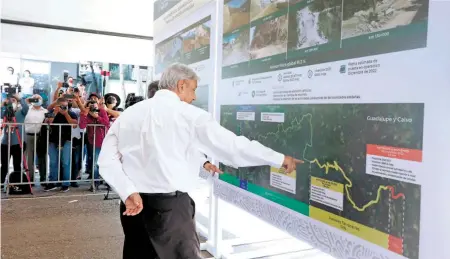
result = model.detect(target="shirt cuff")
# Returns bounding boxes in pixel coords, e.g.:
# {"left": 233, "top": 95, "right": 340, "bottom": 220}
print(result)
{"left": 116, "top": 183, "right": 139, "bottom": 203}
{"left": 269, "top": 152, "right": 285, "bottom": 168}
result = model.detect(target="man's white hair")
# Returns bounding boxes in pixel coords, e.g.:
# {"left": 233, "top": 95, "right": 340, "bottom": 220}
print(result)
{"left": 159, "top": 63, "right": 199, "bottom": 90}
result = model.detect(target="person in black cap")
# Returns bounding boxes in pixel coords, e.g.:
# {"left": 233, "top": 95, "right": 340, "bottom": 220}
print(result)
{"left": 103, "top": 92, "right": 123, "bottom": 126}
{"left": 88, "top": 92, "right": 100, "bottom": 103}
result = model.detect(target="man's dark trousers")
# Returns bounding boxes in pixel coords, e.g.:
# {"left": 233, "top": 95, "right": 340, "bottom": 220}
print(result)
{"left": 120, "top": 191, "right": 201, "bottom": 259}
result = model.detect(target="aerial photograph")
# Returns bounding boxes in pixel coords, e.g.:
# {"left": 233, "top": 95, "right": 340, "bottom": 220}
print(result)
{"left": 288, "top": 0, "right": 342, "bottom": 51}
{"left": 222, "top": 29, "right": 250, "bottom": 66}
{"left": 223, "top": 0, "right": 251, "bottom": 34}
{"left": 341, "top": 0, "right": 429, "bottom": 39}
{"left": 182, "top": 28, "right": 196, "bottom": 53}
{"left": 250, "top": 0, "right": 289, "bottom": 21}
{"left": 195, "top": 20, "right": 211, "bottom": 49}
{"left": 167, "top": 37, "right": 183, "bottom": 63}
{"left": 249, "top": 15, "right": 288, "bottom": 59}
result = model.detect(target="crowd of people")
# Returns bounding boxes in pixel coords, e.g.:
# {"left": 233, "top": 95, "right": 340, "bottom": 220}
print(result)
{"left": 0, "top": 77, "right": 132, "bottom": 194}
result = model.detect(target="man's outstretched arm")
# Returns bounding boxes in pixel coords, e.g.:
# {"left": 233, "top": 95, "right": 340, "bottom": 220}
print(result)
{"left": 193, "top": 111, "right": 300, "bottom": 170}
{"left": 98, "top": 118, "right": 138, "bottom": 202}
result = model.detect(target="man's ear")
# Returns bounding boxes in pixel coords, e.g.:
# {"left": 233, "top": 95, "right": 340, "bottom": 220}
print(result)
{"left": 176, "top": 80, "right": 185, "bottom": 91}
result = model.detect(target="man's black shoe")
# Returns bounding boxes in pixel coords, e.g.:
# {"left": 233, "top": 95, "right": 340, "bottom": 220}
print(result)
{"left": 71, "top": 183, "right": 79, "bottom": 188}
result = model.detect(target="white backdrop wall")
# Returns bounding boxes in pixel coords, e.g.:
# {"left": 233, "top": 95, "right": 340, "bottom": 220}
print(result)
{"left": 1, "top": 24, "right": 153, "bottom": 65}
{"left": 1, "top": 0, "right": 153, "bottom": 37}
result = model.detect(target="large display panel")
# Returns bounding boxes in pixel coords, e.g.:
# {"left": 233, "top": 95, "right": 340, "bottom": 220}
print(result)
{"left": 220, "top": 103, "right": 422, "bottom": 258}
{"left": 153, "top": 0, "right": 214, "bottom": 34}
{"left": 214, "top": 0, "right": 450, "bottom": 259}
{"left": 154, "top": 2, "right": 216, "bottom": 113}
{"left": 221, "top": 0, "right": 428, "bottom": 79}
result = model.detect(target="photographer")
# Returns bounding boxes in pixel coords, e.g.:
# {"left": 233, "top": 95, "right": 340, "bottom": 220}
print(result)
{"left": 1, "top": 95, "right": 29, "bottom": 185}
{"left": 103, "top": 93, "right": 122, "bottom": 126}
{"left": 82, "top": 92, "right": 100, "bottom": 179}
{"left": 24, "top": 95, "right": 47, "bottom": 184}
{"left": 79, "top": 98, "right": 109, "bottom": 191}
{"left": 66, "top": 93, "right": 85, "bottom": 187}
{"left": 44, "top": 97, "right": 77, "bottom": 192}
{"left": 52, "top": 82, "right": 65, "bottom": 102}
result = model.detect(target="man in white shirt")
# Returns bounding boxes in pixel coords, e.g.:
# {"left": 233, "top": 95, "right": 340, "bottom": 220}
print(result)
{"left": 24, "top": 94, "right": 47, "bottom": 184}
{"left": 98, "top": 63, "right": 302, "bottom": 259}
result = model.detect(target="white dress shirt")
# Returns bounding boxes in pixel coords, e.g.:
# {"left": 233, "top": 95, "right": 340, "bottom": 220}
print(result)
{"left": 98, "top": 90, "right": 284, "bottom": 202}
{"left": 24, "top": 106, "right": 48, "bottom": 134}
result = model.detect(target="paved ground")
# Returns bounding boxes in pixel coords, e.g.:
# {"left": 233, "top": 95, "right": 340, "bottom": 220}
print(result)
{"left": 1, "top": 179, "right": 334, "bottom": 259}
{"left": 1, "top": 186, "right": 212, "bottom": 259}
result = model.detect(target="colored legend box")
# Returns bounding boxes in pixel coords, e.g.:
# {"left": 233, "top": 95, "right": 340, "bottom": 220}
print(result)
{"left": 239, "top": 179, "right": 248, "bottom": 190}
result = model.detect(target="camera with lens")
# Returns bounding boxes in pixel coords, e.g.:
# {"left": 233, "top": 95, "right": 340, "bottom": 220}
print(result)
{"left": 60, "top": 105, "right": 68, "bottom": 111}
{"left": 2, "top": 101, "right": 15, "bottom": 121}
{"left": 44, "top": 112, "right": 55, "bottom": 118}
{"left": 89, "top": 106, "right": 100, "bottom": 113}
{"left": 125, "top": 93, "right": 144, "bottom": 109}
{"left": 62, "top": 71, "right": 70, "bottom": 88}
{"left": 3, "top": 83, "right": 19, "bottom": 98}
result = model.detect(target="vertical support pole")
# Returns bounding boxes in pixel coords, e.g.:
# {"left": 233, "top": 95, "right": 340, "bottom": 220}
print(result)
{"left": 5, "top": 126, "right": 11, "bottom": 197}
{"left": 208, "top": 171, "right": 227, "bottom": 258}
{"left": 46, "top": 124, "right": 49, "bottom": 183}
{"left": 20, "top": 125, "right": 24, "bottom": 184}
{"left": 33, "top": 130, "right": 37, "bottom": 185}
{"left": 91, "top": 125, "right": 96, "bottom": 192}
{"left": 69, "top": 125, "right": 73, "bottom": 185}
{"left": 81, "top": 131, "right": 85, "bottom": 182}
{"left": 58, "top": 125, "right": 61, "bottom": 183}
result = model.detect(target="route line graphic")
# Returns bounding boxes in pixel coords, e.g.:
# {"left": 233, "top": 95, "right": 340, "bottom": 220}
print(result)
{"left": 254, "top": 112, "right": 406, "bottom": 212}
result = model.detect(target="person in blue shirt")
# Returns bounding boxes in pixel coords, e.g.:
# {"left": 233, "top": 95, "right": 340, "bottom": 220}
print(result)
{"left": 1, "top": 95, "right": 29, "bottom": 184}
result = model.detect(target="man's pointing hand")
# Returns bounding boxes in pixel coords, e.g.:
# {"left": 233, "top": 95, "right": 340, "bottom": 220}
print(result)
{"left": 282, "top": 156, "right": 304, "bottom": 174}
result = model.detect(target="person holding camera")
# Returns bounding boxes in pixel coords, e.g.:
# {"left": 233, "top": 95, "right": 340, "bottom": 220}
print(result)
{"left": 103, "top": 93, "right": 123, "bottom": 126}
{"left": 44, "top": 97, "right": 78, "bottom": 192}
{"left": 23, "top": 95, "right": 47, "bottom": 184}
{"left": 66, "top": 92, "right": 85, "bottom": 187}
{"left": 79, "top": 98, "right": 109, "bottom": 191}
{"left": 1, "top": 95, "right": 29, "bottom": 186}
{"left": 82, "top": 93, "right": 100, "bottom": 179}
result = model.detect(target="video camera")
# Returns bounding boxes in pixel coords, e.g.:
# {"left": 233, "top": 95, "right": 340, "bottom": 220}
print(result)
{"left": 2, "top": 83, "right": 20, "bottom": 98}
{"left": 125, "top": 93, "right": 144, "bottom": 109}
{"left": 2, "top": 101, "right": 15, "bottom": 121}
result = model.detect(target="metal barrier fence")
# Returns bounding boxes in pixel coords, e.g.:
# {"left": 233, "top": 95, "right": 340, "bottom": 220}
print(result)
{"left": 0, "top": 122, "right": 106, "bottom": 196}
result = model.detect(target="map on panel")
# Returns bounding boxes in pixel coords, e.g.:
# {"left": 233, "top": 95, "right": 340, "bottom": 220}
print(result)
{"left": 221, "top": 0, "right": 429, "bottom": 79}
{"left": 219, "top": 103, "right": 423, "bottom": 259}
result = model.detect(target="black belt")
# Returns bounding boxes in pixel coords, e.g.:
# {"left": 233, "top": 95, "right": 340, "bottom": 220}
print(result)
{"left": 140, "top": 191, "right": 185, "bottom": 197}
{"left": 26, "top": 133, "right": 38, "bottom": 136}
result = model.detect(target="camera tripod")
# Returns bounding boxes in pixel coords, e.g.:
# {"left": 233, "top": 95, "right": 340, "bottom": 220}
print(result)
{"left": 2, "top": 115, "right": 33, "bottom": 195}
